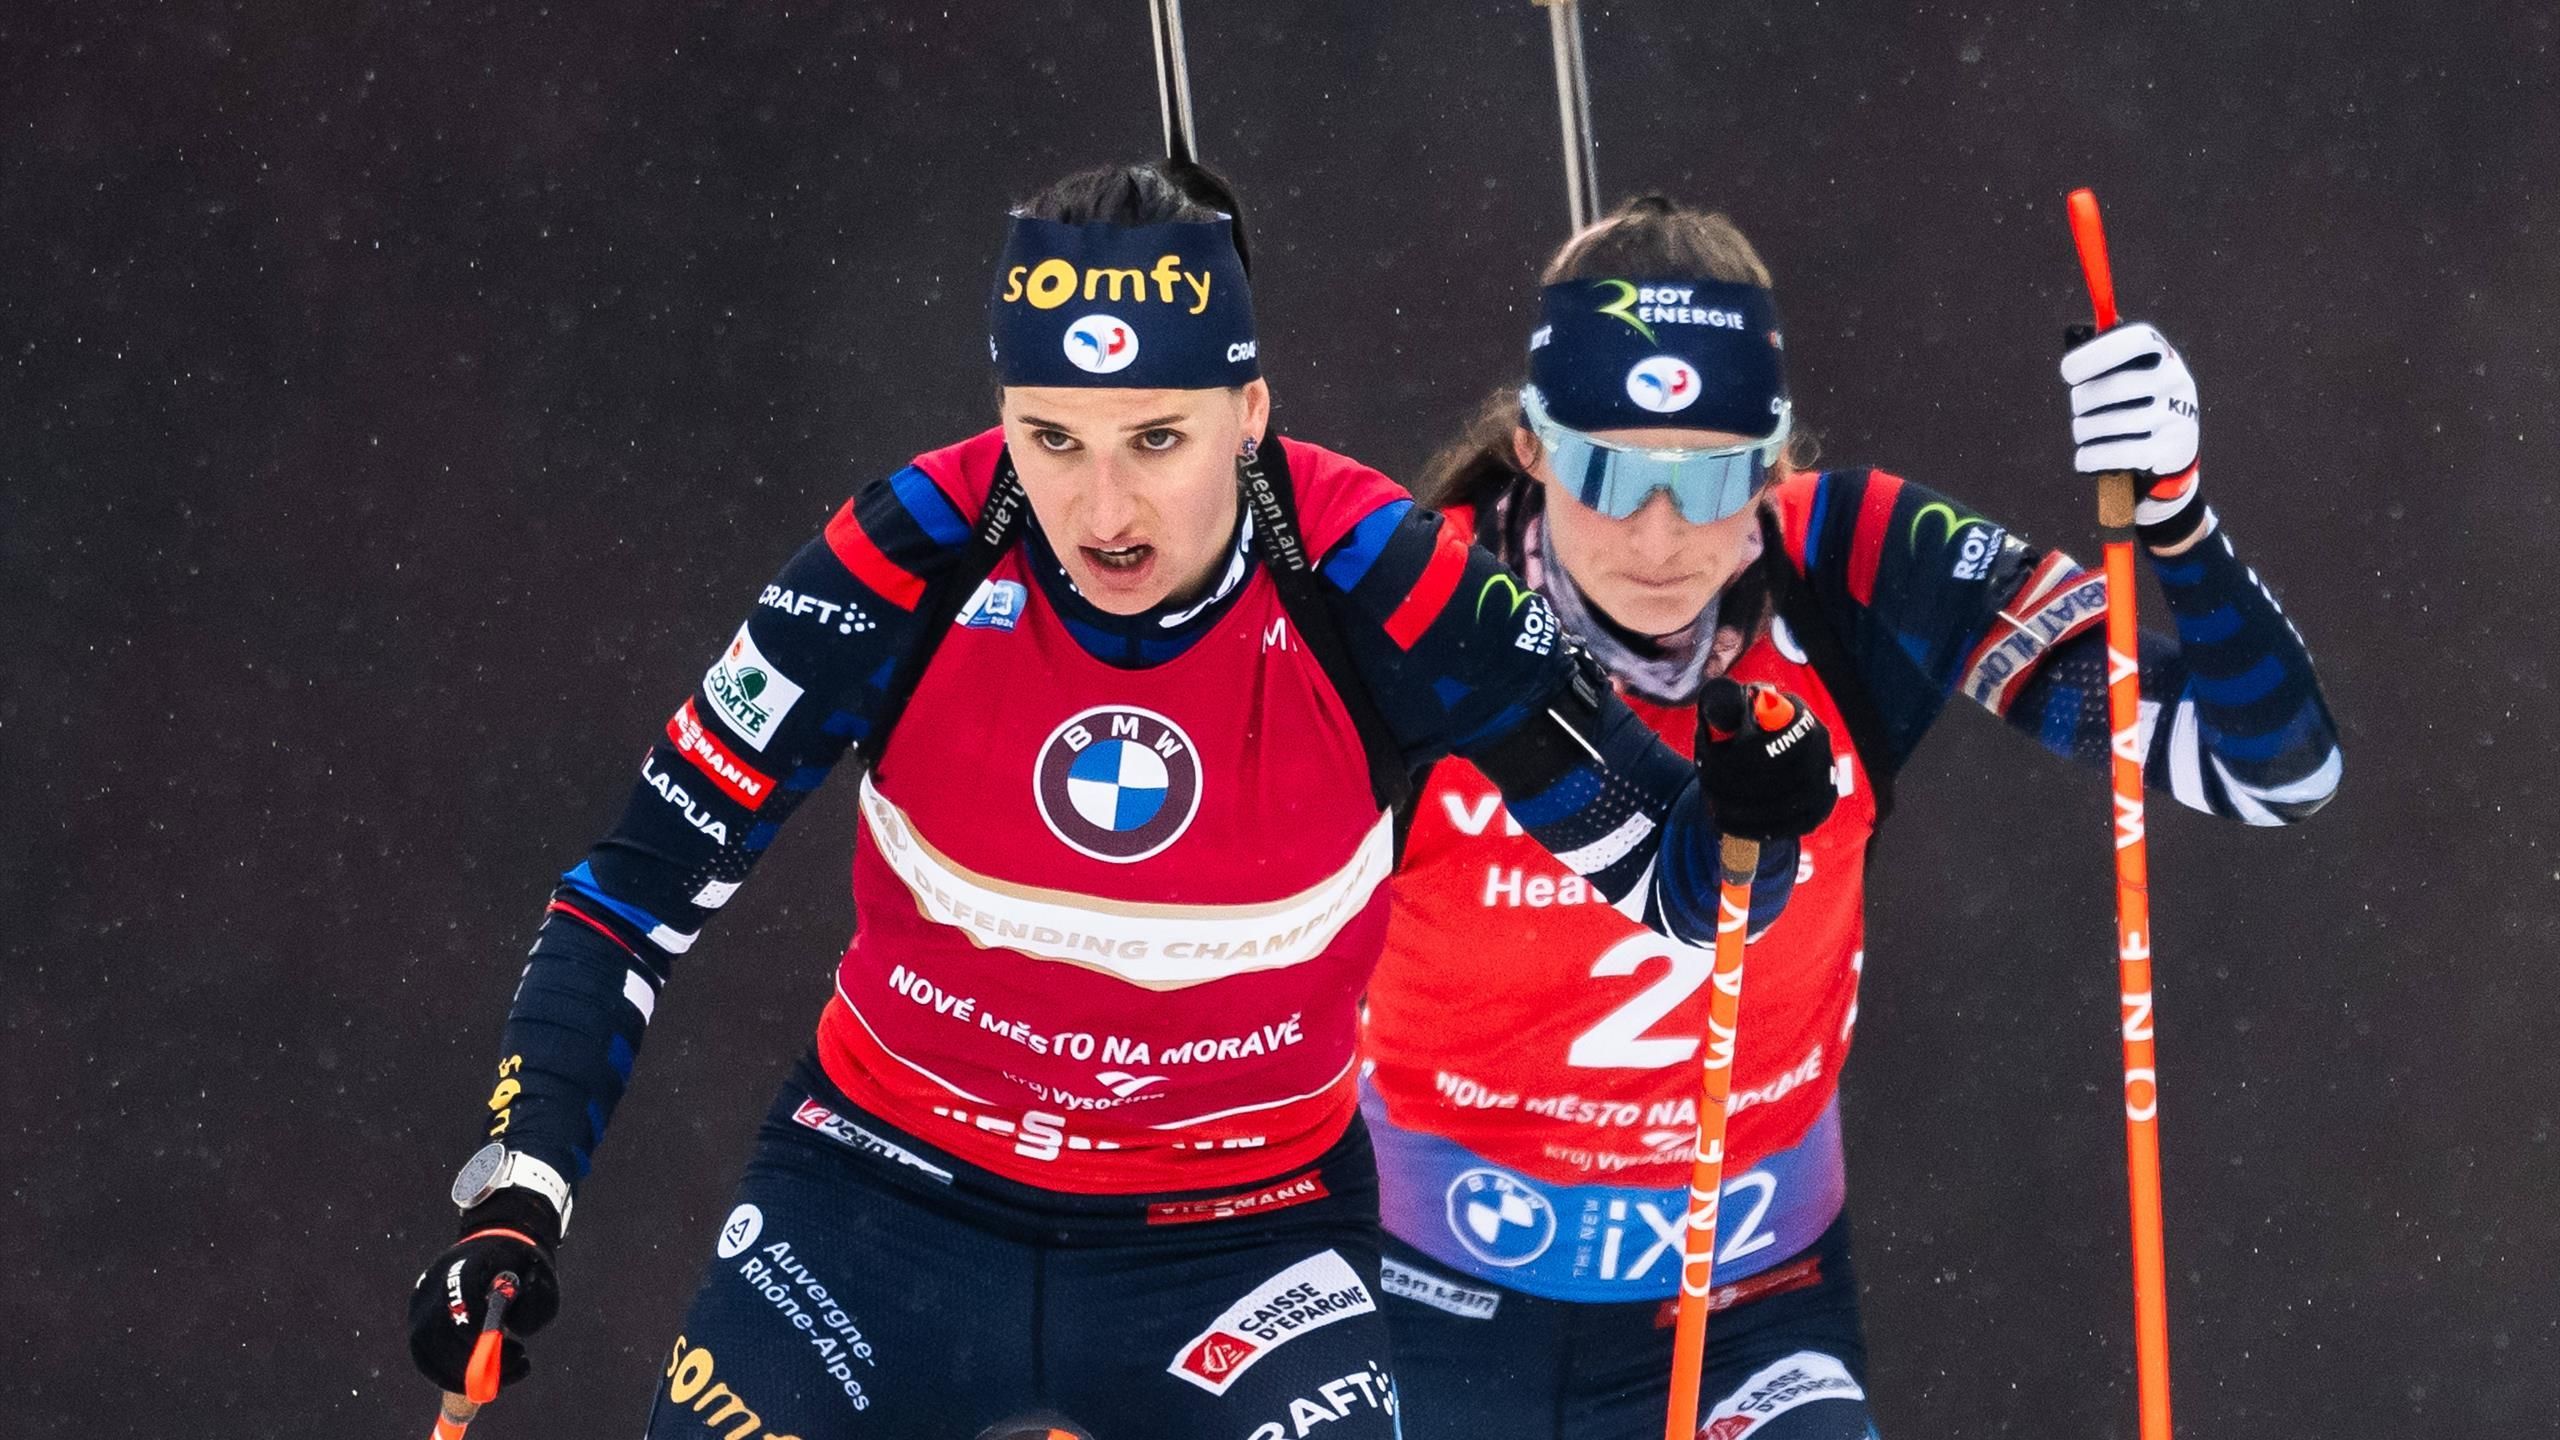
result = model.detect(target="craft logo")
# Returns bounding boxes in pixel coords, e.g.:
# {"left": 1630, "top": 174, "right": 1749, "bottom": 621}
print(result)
{"left": 702, "top": 624, "right": 803, "bottom": 752}
{"left": 1033, "top": 705, "right": 1203, "bottom": 862}
{"left": 1167, "top": 1250, "right": 1378, "bottom": 1395}
{"left": 1444, "top": 1168, "right": 1557, "bottom": 1268}
{"left": 1064, "top": 314, "right": 1139, "bottom": 375}
{"left": 1624, "top": 355, "right": 1702, "bottom": 414}
{"left": 715, "top": 1203, "right": 763, "bottom": 1259}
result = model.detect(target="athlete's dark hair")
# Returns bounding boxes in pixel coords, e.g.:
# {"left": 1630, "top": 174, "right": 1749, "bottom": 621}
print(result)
{"left": 1415, "top": 194, "right": 1815, "bottom": 513}
{"left": 1016, "top": 158, "right": 1252, "bottom": 276}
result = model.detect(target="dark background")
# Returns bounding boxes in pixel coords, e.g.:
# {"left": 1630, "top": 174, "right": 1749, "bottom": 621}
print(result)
{"left": 6, "top": 2, "right": 2553, "bottom": 1435}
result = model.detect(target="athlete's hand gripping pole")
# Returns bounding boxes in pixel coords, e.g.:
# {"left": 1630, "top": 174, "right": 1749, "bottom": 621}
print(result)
{"left": 428, "top": 1271, "right": 519, "bottom": 1440}
{"left": 2066, "top": 185, "right": 2175, "bottom": 1440}
{"left": 1662, "top": 683, "right": 1799, "bottom": 1440}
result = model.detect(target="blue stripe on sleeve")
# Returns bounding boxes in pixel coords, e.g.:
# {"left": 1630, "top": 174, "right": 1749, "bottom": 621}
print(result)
{"left": 2152, "top": 553, "right": 2208, "bottom": 587}
{"left": 2177, "top": 604, "right": 2244, "bottom": 644}
{"left": 887, "top": 465, "right": 971, "bottom": 548}
{"left": 1802, "top": 474, "right": 1833, "bottom": 575}
{"left": 562, "top": 862, "right": 674, "bottom": 936}
{"left": 2191, "top": 653, "right": 2287, "bottom": 706}
{"left": 2198, "top": 696, "right": 2326, "bottom": 762}
{"left": 1320, "top": 500, "right": 1414, "bottom": 593}
{"left": 1507, "top": 765, "right": 1602, "bottom": 829}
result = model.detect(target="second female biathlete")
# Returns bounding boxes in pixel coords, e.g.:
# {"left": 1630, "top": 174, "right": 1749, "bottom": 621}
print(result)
{"left": 1363, "top": 196, "right": 2342, "bottom": 1439}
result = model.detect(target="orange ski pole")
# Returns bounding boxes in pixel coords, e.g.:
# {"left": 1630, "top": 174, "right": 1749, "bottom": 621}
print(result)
{"left": 1662, "top": 686, "right": 1793, "bottom": 1440}
{"left": 2065, "top": 185, "right": 2174, "bottom": 1440}
{"left": 429, "top": 1271, "right": 519, "bottom": 1440}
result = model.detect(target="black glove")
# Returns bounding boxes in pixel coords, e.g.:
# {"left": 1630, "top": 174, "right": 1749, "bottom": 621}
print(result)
{"left": 1695, "top": 678, "right": 1838, "bottom": 842}
{"left": 406, "top": 1188, "right": 564, "bottom": 1393}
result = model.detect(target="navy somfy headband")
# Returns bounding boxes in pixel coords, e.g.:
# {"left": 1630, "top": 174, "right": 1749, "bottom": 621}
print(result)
{"left": 1528, "top": 278, "right": 1786, "bottom": 436}
{"left": 989, "top": 215, "right": 1258, "bottom": 389}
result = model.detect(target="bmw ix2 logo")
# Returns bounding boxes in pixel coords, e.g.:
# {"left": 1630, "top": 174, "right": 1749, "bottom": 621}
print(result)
{"left": 1445, "top": 1168, "right": 1557, "bottom": 1268}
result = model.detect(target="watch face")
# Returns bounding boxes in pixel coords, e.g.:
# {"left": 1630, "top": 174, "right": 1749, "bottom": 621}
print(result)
{"left": 450, "top": 1142, "right": 507, "bottom": 1208}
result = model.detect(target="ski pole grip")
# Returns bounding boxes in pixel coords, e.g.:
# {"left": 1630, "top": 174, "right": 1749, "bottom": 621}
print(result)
{"left": 1720, "top": 833, "right": 1761, "bottom": 884}
{"left": 433, "top": 1391, "right": 479, "bottom": 1440}
{"left": 2067, "top": 187, "right": 2141, "bottom": 530}
{"left": 2096, "top": 470, "right": 2139, "bottom": 530}
{"left": 2066, "top": 188, "right": 2119, "bottom": 330}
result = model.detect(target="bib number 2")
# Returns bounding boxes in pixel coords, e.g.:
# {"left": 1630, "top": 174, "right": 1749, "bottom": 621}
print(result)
{"left": 1566, "top": 935, "right": 1708, "bottom": 1070}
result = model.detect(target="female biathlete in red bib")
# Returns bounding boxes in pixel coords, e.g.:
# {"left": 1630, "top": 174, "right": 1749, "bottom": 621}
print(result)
{"left": 399, "top": 166, "right": 1844, "bottom": 1439}
{"left": 1361, "top": 196, "right": 2342, "bottom": 1439}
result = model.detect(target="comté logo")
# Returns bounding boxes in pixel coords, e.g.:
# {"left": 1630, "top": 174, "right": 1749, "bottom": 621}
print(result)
{"left": 1181, "top": 1332, "right": 1254, "bottom": 1383}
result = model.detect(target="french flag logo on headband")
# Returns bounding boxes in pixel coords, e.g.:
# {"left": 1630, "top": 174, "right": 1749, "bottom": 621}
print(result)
{"left": 1065, "top": 314, "right": 1140, "bottom": 375}
{"left": 1624, "top": 356, "right": 1702, "bottom": 414}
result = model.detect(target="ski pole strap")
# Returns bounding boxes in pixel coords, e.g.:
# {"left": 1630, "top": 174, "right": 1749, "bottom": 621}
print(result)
{"left": 1238, "top": 431, "right": 1416, "bottom": 813}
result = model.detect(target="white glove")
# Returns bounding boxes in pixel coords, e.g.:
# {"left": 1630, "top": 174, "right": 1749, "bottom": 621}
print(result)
{"left": 2060, "top": 321, "right": 2201, "bottom": 529}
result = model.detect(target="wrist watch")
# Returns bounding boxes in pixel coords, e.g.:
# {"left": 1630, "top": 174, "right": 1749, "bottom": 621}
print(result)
{"left": 450, "top": 1141, "right": 575, "bottom": 1237}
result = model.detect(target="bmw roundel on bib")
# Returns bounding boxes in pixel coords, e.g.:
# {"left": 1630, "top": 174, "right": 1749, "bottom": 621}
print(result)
{"left": 1445, "top": 1168, "right": 1557, "bottom": 1268}
{"left": 1034, "top": 705, "right": 1203, "bottom": 862}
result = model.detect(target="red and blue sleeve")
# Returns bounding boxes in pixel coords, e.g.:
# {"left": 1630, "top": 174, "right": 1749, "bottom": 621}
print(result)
{"left": 1784, "top": 468, "right": 2339, "bottom": 823}
{"left": 484, "top": 465, "right": 969, "bottom": 1188}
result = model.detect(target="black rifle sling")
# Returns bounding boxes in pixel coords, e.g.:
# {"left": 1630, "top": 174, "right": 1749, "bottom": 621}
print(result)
{"left": 864, "top": 439, "right": 1411, "bottom": 816}
{"left": 1759, "top": 508, "right": 1899, "bottom": 823}
{"left": 854, "top": 454, "right": 1031, "bottom": 779}
{"left": 1236, "top": 431, "right": 1416, "bottom": 814}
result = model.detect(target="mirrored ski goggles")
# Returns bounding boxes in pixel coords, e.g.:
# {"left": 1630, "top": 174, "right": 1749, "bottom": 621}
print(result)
{"left": 1521, "top": 385, "right": 1791, "bottom": 523}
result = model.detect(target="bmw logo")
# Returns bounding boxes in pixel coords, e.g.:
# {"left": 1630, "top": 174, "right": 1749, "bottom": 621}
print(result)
{"left": 1033, "top": 705, "right": 1202, "bottom": 862}
{"left": 1444, "top": 1168, "right": 1556, "bottom": 1268}
{"left": 1063, "top": 314, "right": 1139, "bottom": 375}
{"left": 1624, "top": 355, "right": 1702, "bottom": 414}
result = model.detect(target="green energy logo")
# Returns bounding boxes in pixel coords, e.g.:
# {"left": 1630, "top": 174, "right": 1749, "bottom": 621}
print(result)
{"left": 1475, "top": 573, "right": 1537, "bottom": 621}
{"left": 1909, "top": 501, "right": 1991, "bottom": 551}
{"left": 1594, "top": 280, "right": 1658, "bottom": 343}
